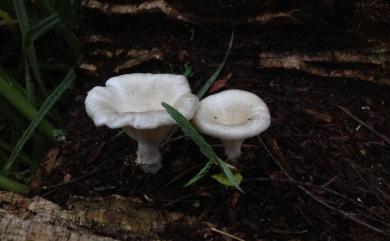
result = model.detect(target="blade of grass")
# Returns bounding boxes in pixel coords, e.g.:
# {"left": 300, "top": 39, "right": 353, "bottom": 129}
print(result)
{"left": 13, "top": 0, "right": 29, "bottom": 37}
{"left": 164, "top": 29, "right": 235, "bottom": 143}
{"left": 14, "top": 0, "right": 48, "bottom": 97}
{"left": 212, "top": 172, "right": 243, "bottom": 187}
{"left": 1, "top": 68, "right": 75, "bottom": 175}
{"left": 26, "top": 12, "right": 60, "bottom": 43}
{"left": 36, "top": 0, "right": 82, "bottom": 58}
{"left": 196, "top": 28, "right": 234, "bottom": 99}
{"left": 0, "top": 66, "right": 25, "bottom": 95}
{"left": 0, "top": 66, "right": 55, "bottom": 138}
{"left": 162, "top": 102, "right": 216, "bottom": 161}
{"left": 0, "top": 140, "right": 33, "bottom": 164}
{"left": 162, "top": 102, "right": 242, "bottom": 191}
{"left": 25, "top": 44, "right": 47, "bottom": 96}
{"left": 0, "top": 174, "right": 26, "bottom": 193}
{"left": 183, "top": 160, "right": 213, "bottom": 187}
{"left": 24, "top": 58, "right": 35, "bottom": 103}
{"left": 216, "top": 157, "right": 243, "bottom": 192}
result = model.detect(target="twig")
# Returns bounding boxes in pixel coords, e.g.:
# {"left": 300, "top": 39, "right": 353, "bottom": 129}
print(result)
{"left": 336, "top": 105, "right": 390, "bottom": 145}
{"left": 257, "top": 136, "right": 390, "bottom": 238}
{"left": 211, "top": 227, "right": 246, "bottom": 241}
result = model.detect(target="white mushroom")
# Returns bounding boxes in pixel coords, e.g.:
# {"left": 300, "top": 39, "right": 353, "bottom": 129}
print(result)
{"left": 193, "top": 89, "right": 271, "bottom": 160}
{"left": 85, "top": 73, "right": 199, "bottom": 173}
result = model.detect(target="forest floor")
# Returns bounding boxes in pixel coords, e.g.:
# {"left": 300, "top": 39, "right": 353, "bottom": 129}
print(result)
{"left": 29, "top": 18, "right": 390, "bottom": 241}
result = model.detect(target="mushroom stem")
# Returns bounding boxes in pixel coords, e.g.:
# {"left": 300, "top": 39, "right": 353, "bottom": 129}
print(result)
{"left": 136, "top": 141, "right": 162, "bottom": 174}
{"left": 221, "top": 139, "right": 244, "bottom": 160}
{"left": 123, "top": 126, "right": 173, "bottom": 173}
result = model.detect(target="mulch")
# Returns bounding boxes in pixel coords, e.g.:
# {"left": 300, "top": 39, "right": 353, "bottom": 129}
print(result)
{"left": 29, "top": 7, "right": 390, "bottom": 241}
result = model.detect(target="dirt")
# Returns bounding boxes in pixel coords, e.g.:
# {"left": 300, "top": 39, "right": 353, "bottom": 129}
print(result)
{"left": 30, "top": 5, "right": 390, "bottom": 241}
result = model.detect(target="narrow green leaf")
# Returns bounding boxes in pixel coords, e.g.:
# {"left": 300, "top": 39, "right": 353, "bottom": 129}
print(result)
{"left": 25, "top": 44, "right": 47, "bottom": 96}
{"left": 2, "top": 68, "right": 75, "bottom": 174}
{"left": 162, "top": 102, "right": 243, "bottom": 192}
{"left": 26, "top": 12, "right": 60, "bottom": 43}
{"left": 14, "top": 0, "right": 47, "bottom": 96}
{"left": 216, "top": 157, "right": 243, "bottom": 192}
{"left": 36, "top": 0, "right": 82, "bottom": 58}
{"left": 184, "top": 160, "right": 213, "bottom": 187}
{"left": 0, "top": 66, "right": 55, "bottom": 138}
{"left": 13, "top": 0, "right": 29, "bottom": 37}
{"left": 24, "top": 58, "right": 35, "bottom": 103}
{"left": 162, "top": 102, "right": 217, "bottom": 161}
{"left": 212, "top": 172, "right": 243, "bottom": 187}
{"left": 183, "top": 64, "right": 194, "bottom": 79}
{"left": 196, "top": 28, "right": 234, "bottom": 99}
{"left": 0, "top": 175, "right": 26, "bottom": 193}
{"left": 0, "top": 66, "right": 25, "bottom": 95}
{"left": 0, "top": 141, "right": 33, "bottom": 164}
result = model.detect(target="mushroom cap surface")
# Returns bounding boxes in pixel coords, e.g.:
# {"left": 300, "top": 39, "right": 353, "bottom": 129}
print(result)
{"left": 193, "top": 89, "right": 271, "bottom": 140}
{"left": 85, "top": 73, "right": 199, "bottom": 129}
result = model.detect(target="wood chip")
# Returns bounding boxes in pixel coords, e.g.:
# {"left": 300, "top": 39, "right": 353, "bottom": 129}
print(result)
{"left": 304, "top": 108, "right": 333, "bottom": 123}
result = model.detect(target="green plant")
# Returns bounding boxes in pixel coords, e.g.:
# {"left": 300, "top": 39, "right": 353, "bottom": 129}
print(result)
{"left": 0, "top": 0, "right": 81, "bottom": 193}
{"left": 162, "top": 102, "right": 243, "bottom": 192}
{"left": 161, "top": 29, "right": 237, "bottom": 190}
{"left": 183, "top": 63, "right": 194, "bottom": 79}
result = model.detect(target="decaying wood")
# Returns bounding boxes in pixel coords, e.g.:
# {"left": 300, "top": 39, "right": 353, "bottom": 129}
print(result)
{"left": 79, "top": 47, "right": 165, "bottom": 77}
{"left": 258, "top": 48, "right": 390, "bottom": 85}
{"left": 0, "top": 191, "right": 193, "bottom": 240}
{"left": 83, "top": 0, "right": 304, "bottom": 25}
{"left": 83, "top": 0, "right": 390, "bottom": 27}
{"left": 80, "top": 0, "right": 389, "bottom": 85}
{"left": 0, "top": 211, "right": 118, "bottom": 241}
{"left": 304, "top": 109, "right": 334, "bottom": 123}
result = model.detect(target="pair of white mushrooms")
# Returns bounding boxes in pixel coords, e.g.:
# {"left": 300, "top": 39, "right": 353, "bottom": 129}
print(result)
{"left": 85, "top": 73, "right": 271, "bottom": 173}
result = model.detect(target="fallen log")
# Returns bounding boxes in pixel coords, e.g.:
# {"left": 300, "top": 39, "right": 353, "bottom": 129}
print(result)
{"left": 0, "top": 191, "right": 188, "bottom": 240}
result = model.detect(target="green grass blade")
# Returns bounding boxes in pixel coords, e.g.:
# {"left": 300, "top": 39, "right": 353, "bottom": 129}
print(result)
{"left": 13, "top": 0, "right": 29, "bottom": 36}
{"left": 183, "top": 64, "right": 194, "bottom": 79}
{"left": 162, "top": 102, "right": 217, "bottom": 161}
{"left": 24, "top": 58, "right": 35, "bottom": 103}
{"left": 0, "top": 141, "right": 33, "bottom": 164}
{"left": 0, "top": 174, "right": 26, "bottom": 193}
{"left": 36, "top": 0, "right": 82, "bottom": 58}
{"left": 26, "top": 12, "right": 60, "bottom": 43}
{"left": 0, "top": 66, "right": 55, "bottom": 138}
{"left": 25, "top": 44, "right": 47, "bottom": 96}
{"left": 162, "top": 102, "right": 243, "bottom": 191}
{"left": 196, "top": 28, "right": 234, "bottom": 99}
{"left": 184, "top": 160, "right": 213, "bottom": 187}
{"left": 216, "top": 157, "right": 243, "bottom": 192}
{"left": 212, "top": 172, "right": 243, "bottom": 187}
{"left": 1, "top": 68, "right": 75, "bottom": 174}
{"left": 14, "top": 0, "right": 48, "bottom": 96}
{"left": 0, "top": 66, "right": 25, "bottom": 95}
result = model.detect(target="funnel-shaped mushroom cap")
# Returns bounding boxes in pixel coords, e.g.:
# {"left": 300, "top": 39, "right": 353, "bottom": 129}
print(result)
{"left": 193, "top": 89, "right": 271, "bottom": 140}
{"left": 85, "top": 73, "right": 199, "bottom": 129}
{"left": 85, "top": 73, "right": 199, "bottom": 174}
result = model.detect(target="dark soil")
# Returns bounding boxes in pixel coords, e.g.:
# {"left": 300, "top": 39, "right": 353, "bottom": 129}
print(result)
{"left": 30, "top": 4, "right": 390, "bottom": 241}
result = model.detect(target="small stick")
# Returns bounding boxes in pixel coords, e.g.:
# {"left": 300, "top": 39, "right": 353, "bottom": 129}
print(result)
{"left": 336, "top": 105, "right": 390, "bottom": 145}
{"left": 211, "top": 227, "right": 246, "bottom": 241}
